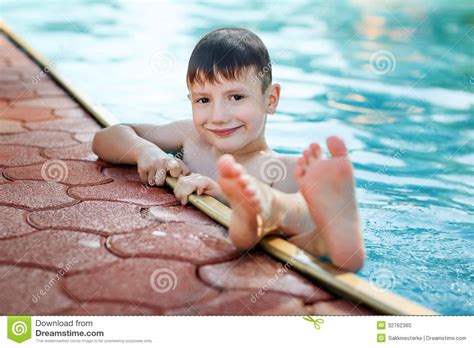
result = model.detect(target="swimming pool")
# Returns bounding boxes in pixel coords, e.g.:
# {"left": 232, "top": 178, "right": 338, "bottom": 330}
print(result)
{"left": 3, "top": 0, "right": 473, "bottom": 315}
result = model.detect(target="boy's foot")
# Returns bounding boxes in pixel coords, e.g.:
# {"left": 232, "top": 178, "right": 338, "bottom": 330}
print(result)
{"left": 295, "top": 136, "right": 364, "bottom": 271}
{"left": 217, "top": 155, "right": 277, "bottom": 249}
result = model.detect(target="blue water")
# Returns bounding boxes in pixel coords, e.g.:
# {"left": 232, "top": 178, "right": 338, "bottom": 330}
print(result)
{"left": 2, "top": 0, "right": 473, "bottom": 315}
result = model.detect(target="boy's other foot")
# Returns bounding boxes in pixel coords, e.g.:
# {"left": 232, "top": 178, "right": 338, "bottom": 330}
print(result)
{"left": 295, "top": 137, "right": 365, "bottom": 271}
{"left": 217, "top": 154, "right": 276, "bottom": 249}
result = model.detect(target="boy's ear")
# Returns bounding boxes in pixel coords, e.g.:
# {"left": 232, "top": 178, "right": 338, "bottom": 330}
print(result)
{"left": 266, "top": 83, "right": 281, "bottom": 114}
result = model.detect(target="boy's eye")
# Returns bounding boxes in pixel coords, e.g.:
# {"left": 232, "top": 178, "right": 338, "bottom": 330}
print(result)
{"left": 231, "top": 95, "right": 244, "bottom": 101}
{"left": 197, "top": 98, "right": 209, "bottom": 104}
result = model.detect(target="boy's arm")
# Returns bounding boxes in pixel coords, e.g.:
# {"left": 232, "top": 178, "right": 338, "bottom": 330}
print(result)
{"left": 92, "top": 119, "right": 193, "bottom": 164}
{"left": 93, "top": 119, "right": 194, "bottom": 185}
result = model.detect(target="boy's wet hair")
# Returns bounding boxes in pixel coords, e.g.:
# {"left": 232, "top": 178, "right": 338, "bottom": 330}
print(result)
{"left": 187, "top": 28, "right": 272, "bottom": 93}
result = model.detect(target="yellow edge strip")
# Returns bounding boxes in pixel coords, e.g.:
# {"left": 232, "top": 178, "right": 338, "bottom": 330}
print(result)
{"left": 0, "top": 20, "right": 438, "bottom": 315}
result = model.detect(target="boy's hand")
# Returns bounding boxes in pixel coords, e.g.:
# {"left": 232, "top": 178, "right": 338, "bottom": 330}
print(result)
{"left": 136, "top": 149, "right": 190, "bottom": 186}
{"left": 174, "top": 173, "right": 222, "bottom": 205}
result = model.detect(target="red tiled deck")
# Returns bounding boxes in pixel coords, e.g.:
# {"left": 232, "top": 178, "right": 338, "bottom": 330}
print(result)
{"left": 0, "top": 33, "right": 373, "bottom": 315}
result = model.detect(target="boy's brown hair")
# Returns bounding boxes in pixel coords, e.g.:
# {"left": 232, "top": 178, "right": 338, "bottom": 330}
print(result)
{"left": 187, "top": 28, "right": 272, "bottom": 93}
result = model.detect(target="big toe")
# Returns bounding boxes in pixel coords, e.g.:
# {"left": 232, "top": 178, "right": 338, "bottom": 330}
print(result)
{"left": 327, "top": 136, "right": 348, "bottom": 157}
{"left": 218, "top": 154, "right": 240, "bottom": 178}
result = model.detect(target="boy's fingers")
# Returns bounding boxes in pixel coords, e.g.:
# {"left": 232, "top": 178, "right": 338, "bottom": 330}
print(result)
{"left": 166, "top": 159, "right": 182, "bottom": 177}
{"left": 177, "top": 159, "right": 191, "bottom": 175}
{"left": 138, "top": 170, "right": 148, "bottom": 184}
{"left": 147, "top": 170, "right": 155, "bottom": 186}
{"left": 154, "top": 168, "right": 166, "bottom": 186}
{"left": 173, "top": 179, "right": 195, "bottom": 205}
{"left": 173, "top": 177, "right": 184, "bottom": 199}
{"left": 173, "top": 184, "right": 187, "bottom": 205}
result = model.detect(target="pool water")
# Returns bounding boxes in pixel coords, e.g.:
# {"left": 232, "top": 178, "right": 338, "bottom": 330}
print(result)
{"left": 3, "top": 0, "right": 473, "bottom": 314}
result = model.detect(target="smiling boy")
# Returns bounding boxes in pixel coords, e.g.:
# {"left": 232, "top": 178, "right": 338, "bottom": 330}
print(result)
{"left": 93, "top": 28, "right": 365, "bottom": 271}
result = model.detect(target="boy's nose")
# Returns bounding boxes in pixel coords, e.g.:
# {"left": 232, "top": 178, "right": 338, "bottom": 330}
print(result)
{"left": 210, "top": 101, "right": 232, "bottom": 123}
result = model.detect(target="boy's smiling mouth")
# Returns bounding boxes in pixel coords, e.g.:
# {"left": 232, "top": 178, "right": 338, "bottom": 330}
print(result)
{"left": 207, "top": 125, "right": 244, "bottom": 137}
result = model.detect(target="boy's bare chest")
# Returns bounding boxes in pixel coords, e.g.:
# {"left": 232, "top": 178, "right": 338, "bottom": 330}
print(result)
{"left": 181, "top": 143, "right": 277, "bottom": 183}
{"left": 182, "top": 143, "right": 220, "bottom": 180}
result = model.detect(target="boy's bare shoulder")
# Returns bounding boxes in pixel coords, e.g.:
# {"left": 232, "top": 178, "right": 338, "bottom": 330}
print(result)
{"left": 171, "top": 119, "right": 195, "bottom": 136}
{"left": 259, "top": 152, "right": 300, "bottom": 193}
{"left": 179, "top": 119, "right": 207, "bottom": 145}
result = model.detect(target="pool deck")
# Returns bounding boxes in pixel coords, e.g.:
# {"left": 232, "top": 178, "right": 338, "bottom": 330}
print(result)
{"left": 0, "top": 33, "right": 373, "bottom": 315}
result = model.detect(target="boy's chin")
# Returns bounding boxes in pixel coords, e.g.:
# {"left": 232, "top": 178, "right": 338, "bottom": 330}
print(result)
{"left": 211, "top": 140, "right": 245, "bottom": 154}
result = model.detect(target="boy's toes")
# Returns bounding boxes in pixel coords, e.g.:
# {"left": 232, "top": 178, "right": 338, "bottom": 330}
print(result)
{"left": 218, "top": 154, "right": 240, "bottom": 178}
{"left": 295, "top": 157, "right": 306, "bottom": 178}
{"left": 237, "top": 174, "right": 251, "bottom": 187}
{"left": 309, "top": 143, "right": 322, "bottom": 159}
{"left": 303, "top": 149, "right": 311, "bottom": 163}
{"left": 327, "top": 136, "right": 348, "bottom": 157}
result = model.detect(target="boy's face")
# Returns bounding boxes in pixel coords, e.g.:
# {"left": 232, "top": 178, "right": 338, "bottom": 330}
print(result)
{"left": 188, "top": 67, "right": 280, "bottom": 154}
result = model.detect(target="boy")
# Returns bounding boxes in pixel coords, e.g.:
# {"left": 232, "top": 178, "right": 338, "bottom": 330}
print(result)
{"left": 93, "top": 28, "right": 365, "bottom": 271}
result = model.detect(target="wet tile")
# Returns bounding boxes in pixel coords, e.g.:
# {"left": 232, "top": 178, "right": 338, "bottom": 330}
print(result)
{"left": 4, "top": 160, "right": 112, "bottom": 186}
{"left": 24, "top": 117, "right": 101, "bottom": 133}
{"left": 199, "top": 252, "right": 333, "bottom": 303}
{"left": 0, "top": 84, "right": 37, "bottom": 99}
{"left": 69, "top": 181, "right": 177, "bottom": 206}
{"left": 0, "top": 171, "right": 9, "bottom": 183}
{"left": 142, "top": 205, "right": 218, "bottom": 226}
{"left": 0, "top": 100, "right": 9, "bottom": 110}
{"left": 107, "top": 222, "right": 238, "bottom": 264}
{"left": 0, "top": 144, "right": 45, "bottom": 166}
{"left": 0, "top": 106, "right": 56, "bottom": 121}
{"left": 12, "top": 96, "right": 79, "bottom": 109}
{"left": 42, "top": 143, "right": 99, "bottom": 161}
{"left": 4, "top": 53, "right": 32, "bottom": 66}
{"left": 309, "top": 299, "right": 373, "bottom": 315}
{"left": 0, "top": 130, "right": 79, "bottom": 147}
{"left": 0, "top": 265, "right": 76, "bottom": 315}
{"left": 0, "top": 230, "right": 119, "bottom": 273}
{"left": 73, "top": 132, "right": 95, "bottom": 143}
{"left": 167, "top": 290, "right": 310, "bottom": 315}
{"left": 0, "top": 205, "right": 38, "bottom": 239}
{"left": 28, "top": 201, "right": 156, "bottom": 235}
{"left": 0, "top": 180, "right": 77, "bottom": 210}
{"left": 0, "top": 69, "right": 21, "bottom": 83}
{"left": 0, "top": 119, "right": 25, "bottom": 133}
{"left": 29, "top": 82, "right": 67, "bottom": 97}
{"left": 63, "top": 258, "right": 219, "bottom": 310}
{"left": 0, "top": 72, "right": 21, "bottom": 82}
{"left": 102, "top": 166, "right": 142, "bottom": 182}
{"left": 54, "top": 108, "right": 91, "bottom": 119}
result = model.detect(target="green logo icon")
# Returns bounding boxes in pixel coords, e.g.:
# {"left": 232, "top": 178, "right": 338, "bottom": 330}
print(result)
{"left": 377, "top": 333, "right": 386, "bottom": 343}
{"left": 303, "top": 315, "right": 324, "bottom": 330}
{"left": 377, "top": 321, "right": 386, "bottom": 330}
{"left": 7, "top": 316, "right": 32, "bottom": 343}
